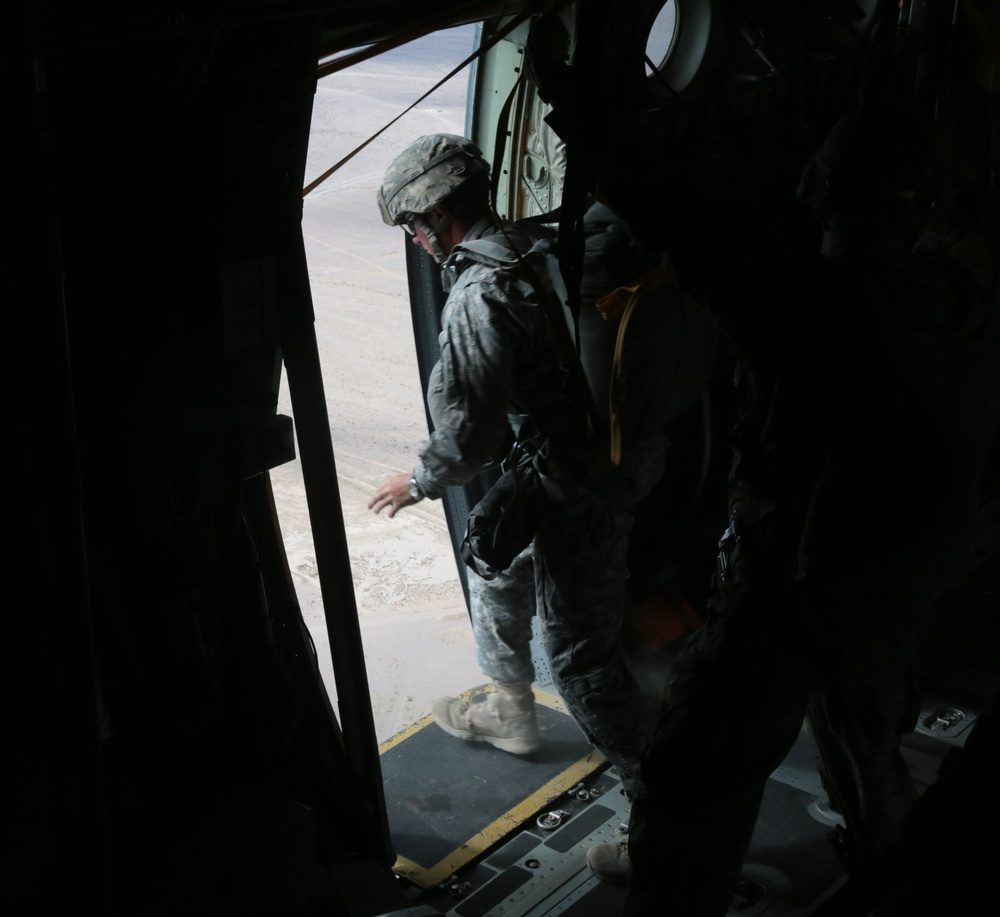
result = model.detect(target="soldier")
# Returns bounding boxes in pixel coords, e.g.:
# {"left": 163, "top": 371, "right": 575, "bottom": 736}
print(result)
{"left": 586, "top": 108, "right": 1000, "bottom": 915}
{"left": 369, "top": 135, "right": 716, "bottom": 799}
{"left": 369, "top": 133, "right": 650, "bottom": 796}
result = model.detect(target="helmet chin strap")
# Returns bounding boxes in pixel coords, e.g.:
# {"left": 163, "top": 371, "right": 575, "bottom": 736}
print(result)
{"left": 416, "top": 214, "right": 454, "bottom": 264}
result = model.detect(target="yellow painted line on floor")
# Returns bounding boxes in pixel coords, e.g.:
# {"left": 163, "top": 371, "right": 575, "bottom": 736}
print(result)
{"left": 531, "top": 686, "right": 568, "bottom": 714}
{"left": 393, "top": 746, "right": 606, "bottom": 886}
{"left": 380, "top": 682, "right": 608, "bottom": 887}
{"left": 378, "top": 711, "right": 434, "bottom": 753}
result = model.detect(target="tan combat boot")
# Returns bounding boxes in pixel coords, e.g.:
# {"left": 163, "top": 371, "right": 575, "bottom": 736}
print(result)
{"left": 432, "top": 683, "right": 541, "bottom": 754}
{"left": 586, "top": 839, "right": 631, "bottom": 884}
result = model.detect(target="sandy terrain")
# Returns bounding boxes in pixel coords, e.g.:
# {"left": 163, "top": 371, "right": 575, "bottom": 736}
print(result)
{"left": 269, "top": 26, "right": 485, "bottom": 742}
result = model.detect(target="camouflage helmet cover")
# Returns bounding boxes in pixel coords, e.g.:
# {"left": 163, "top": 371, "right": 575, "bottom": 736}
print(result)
{"left": 377, "top": 133, "right": 490, "bottom": 226}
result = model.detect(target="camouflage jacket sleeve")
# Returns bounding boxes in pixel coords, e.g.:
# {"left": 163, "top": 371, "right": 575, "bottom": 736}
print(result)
{"left": 412, "top": 258, "right": 540, "bottom": 499}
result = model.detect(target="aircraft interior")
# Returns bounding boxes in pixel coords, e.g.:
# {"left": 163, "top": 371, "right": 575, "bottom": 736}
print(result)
{"left": 11, "top": 1, "right": 999, "bottom": 915}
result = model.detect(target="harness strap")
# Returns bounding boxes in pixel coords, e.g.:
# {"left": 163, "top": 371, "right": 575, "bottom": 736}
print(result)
{"left": 459, "top": 234, "right": 600, "bottom": 427}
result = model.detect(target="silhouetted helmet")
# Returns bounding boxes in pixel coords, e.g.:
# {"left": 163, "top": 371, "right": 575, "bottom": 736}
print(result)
{"left": 796, "top": 109, "right": 935, "bottom": 219}
{"left": 377, "top": 134, "right": 490, "bottom": 226}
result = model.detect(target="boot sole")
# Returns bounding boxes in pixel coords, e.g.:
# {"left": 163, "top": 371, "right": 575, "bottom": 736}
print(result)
{"left": 433, "top": 719, "right": 540, "bottom": 755}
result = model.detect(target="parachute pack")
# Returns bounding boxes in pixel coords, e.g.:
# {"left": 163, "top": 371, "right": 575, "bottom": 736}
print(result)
{"left": 451, "top": 204, "right": 720, "bottom": 473}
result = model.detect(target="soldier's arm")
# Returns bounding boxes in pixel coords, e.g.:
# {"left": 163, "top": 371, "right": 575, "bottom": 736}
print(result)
{"left": 413, "top": 271, "right": 524, "bottom": 498}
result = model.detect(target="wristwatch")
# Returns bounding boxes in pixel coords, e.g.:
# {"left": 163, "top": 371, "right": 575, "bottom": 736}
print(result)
{"left": 407, "top": 473, "right": 424, "bottom": 502}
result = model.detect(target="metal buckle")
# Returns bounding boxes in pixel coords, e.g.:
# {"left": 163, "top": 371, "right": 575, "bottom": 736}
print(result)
{"left": 717, "top": 523, "right": 740, "bottom": 581}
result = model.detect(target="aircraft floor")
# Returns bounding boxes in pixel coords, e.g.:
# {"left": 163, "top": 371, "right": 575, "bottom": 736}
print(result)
{"left": 388, "top": 564, "right": 997, "bottom": 915}
{"left": 380, "top": 685, "right": 607, "bottom": 888}
{"left": 396, "top": 692, "right": 978, "bottom": 917}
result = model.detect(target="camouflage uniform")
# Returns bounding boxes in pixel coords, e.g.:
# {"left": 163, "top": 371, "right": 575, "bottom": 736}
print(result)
{"left": 417, "top": 214, "right": 653, "bottom": 797}
{"left": 382, "top": 137, "right": 719, "bottom": 796}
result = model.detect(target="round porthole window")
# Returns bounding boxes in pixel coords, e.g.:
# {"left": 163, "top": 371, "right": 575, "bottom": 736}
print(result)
{"left": 642, "top": 0, "right": 713, "bottom": 98}
{"left": 644, "top": 0, "right": 679, "bottom": 77}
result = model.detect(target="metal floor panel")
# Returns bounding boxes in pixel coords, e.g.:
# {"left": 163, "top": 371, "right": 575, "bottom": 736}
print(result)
{"left": 390, "top": 573, "right": 998, "bottom": 916}
{"left": 400, "top": 705, "right": 976, "bottom": 917}
{"left": 416, "top": 770, "right": 630, "bottom": 917}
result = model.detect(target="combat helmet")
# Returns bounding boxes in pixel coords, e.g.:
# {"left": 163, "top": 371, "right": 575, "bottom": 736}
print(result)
{"left": 377, "top": 133, "right": 490, "bottom": 227}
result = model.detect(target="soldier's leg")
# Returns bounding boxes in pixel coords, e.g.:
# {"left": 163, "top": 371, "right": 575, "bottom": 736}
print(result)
{"left": 804, "top": 590, "right": 926, "bottom": 863}
{"left": 432, "top": 547, "right": 541, "bottom": 753}
{"left": 467, "top": 545, "right": 537, "bottom": 685}
{"left": 623, "top": 576, "right": 815, "bottom": 917}
{"left": 533, "top": 498, "right": 653, "bottom": 798}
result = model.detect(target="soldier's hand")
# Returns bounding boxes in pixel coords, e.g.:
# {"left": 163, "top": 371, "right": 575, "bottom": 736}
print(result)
{"left": 368, "top": 472, "right": 417, "bottom": 518}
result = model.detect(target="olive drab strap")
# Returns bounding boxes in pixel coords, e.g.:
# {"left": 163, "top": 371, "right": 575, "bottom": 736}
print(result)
{"left": 489, "top": 71, "right": 524, "bottom": 220}
{"left": 595, "top": 264, "right": 675, "bottom": 465}
{"left": 456, "top": 235, "right": 602, "bottom": 439}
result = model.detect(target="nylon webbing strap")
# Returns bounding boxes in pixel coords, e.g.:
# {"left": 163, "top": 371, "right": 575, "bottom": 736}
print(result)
{"left": 490, "top": 71, "right": 523, "bottom": 212}
{"left": 518, "top": 248, "right": 601, "bottom": 430}
{"left": 303, "top": 9, "right": 532, "bottom": 198}
{"left": 464, "top": 235, "right": 600, "bottom": 435}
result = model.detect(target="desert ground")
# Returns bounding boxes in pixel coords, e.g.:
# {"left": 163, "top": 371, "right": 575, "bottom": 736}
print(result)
{"left": 269, "top": 25, "right": 486, "bottom": 743}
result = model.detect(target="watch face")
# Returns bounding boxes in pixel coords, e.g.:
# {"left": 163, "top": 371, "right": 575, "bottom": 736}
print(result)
{"left": 408, "top": 478, "right": 422, "bottom": 499}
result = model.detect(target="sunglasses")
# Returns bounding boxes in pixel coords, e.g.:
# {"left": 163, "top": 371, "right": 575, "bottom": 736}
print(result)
{"left": 400, "top": 214, "right": 417, "bottom": 236}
